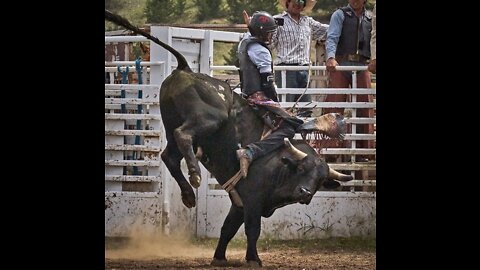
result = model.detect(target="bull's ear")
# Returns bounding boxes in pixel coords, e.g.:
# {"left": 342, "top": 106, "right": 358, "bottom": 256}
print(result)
{"left": 281, "top": 157, "right": 298, "bottom": 171}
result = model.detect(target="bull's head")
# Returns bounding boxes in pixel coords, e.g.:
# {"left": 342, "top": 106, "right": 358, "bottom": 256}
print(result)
{"left": 277, "top": 138, "right": 352, "bottom": 205}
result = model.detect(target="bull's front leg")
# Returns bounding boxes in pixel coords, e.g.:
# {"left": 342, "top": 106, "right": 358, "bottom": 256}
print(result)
{"left": 244, "top": 209, "right": 262, "bottom": 267}
{"left": 211, "top": 205, "right": 244, "bottom": 266}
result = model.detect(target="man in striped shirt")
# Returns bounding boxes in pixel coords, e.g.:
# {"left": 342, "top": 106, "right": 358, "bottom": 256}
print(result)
{"left": 271, "top": 0, "right": 328, "bottom": 111}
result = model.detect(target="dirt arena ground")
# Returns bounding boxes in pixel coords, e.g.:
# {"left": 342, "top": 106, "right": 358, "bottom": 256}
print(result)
{"left": 105, "top": 235, "right": 375, "bottom": 269}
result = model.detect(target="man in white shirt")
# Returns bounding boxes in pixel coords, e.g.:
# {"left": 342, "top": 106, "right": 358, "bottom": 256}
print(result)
{"left": 271, "top": 0, "right": 328, "bottom": 110}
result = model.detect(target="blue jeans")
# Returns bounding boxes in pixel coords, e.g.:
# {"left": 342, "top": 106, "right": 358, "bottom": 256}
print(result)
{"left": 246, "top": 117, "right": 298, "bottom": 161}
{"left": 275, "top": 68, "right": 311, "bottom": 103}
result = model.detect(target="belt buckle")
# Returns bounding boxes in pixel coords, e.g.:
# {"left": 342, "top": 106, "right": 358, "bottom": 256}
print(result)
{"left": 347, "top": 54, "right": 360, "bottom": 62}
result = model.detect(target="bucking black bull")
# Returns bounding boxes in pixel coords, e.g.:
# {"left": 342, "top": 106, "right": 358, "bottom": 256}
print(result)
{"left": 105, "top": 10, "right": 353, "bottom": 267}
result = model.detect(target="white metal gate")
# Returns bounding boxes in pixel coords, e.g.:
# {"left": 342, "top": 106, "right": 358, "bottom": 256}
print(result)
{"left": 104, "top": 28, "right": 204, "bottom": 237}
{"left": 104, "top": 83, "right": 164, "bottom": 236}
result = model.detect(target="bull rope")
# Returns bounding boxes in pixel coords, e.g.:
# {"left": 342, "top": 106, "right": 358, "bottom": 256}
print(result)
{"left": 221, "top": 170, "right": 242, "bottom": 193}
{"left": 221, "top": 170, "right": 244, "bottom": 207}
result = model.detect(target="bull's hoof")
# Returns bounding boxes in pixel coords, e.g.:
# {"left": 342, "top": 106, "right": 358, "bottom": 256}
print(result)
{"left": 246, "top": 260, "right": 262, "bottom": 268}
{"left": 210, "top": 258, "right": 228, "bottom": 266}
{"left": 189, "top": 173, "right": 201, "bottom": 188}
{"left": 181, "top": 192, "right": 196, "bottom": 208}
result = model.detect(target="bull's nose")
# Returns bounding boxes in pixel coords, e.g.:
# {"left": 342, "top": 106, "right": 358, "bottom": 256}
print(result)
{"left": 300, "top": 187, "right": 312, "bottom": 196}
{"left": 299, "top": 187, "right": 313, "bottom": 203}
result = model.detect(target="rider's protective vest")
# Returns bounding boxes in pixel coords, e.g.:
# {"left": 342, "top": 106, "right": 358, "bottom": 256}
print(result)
{"left": 237, "top": 36, "right": 273, "bottom": 96}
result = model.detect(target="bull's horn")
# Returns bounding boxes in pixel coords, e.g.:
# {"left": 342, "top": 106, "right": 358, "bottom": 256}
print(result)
{"left": 284, "top": 138, "right": 307, "bottom": 160}
{"left": 329, "top": 167, "right": 353, "bottom": 182}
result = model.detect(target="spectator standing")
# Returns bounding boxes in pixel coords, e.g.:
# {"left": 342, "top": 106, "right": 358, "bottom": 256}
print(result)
{"left": 324, "top": 0, "right": 374, "bottom": 164}
{"left": 367, "top": 3, "right": 376, "bottom": 73}
{"left": 271, "top": 0, "right": 328, "bottom": 112}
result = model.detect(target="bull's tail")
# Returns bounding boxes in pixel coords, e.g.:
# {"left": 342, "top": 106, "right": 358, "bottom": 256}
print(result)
{"left": 105, "top": 9, "right": 192, "bottom": 72}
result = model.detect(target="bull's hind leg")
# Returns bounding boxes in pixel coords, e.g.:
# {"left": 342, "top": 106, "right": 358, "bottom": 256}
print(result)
{"left": 173, "top": 126, "right": 203, "bottom": 188}
{"left": 171, "top": 84, "right": 229, "bottom": 189}
{"left": 173, "top": 116, "right": 226, "bottom": 188}
{"left": 161, "top": 140, "right": 196, "bottom": 208}
{"left": 212, "top": 206, "right": 244, "bottom": 265}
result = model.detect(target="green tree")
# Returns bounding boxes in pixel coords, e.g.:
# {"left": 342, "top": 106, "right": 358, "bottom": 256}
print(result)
{"left": 105, "top": 0, "right": 126, "bottom": 13}
{"left": 145, "top": 0, "right": 187, "bottom": 23}
{"left": 224, "top": 45, "right": 239, "bottom": 66}
{"left": 105, "top": 0, "right": 147, "bottom": 31}
{"left": 226, "top": 0, "right": 279, "bottom": 23}
{"left": 175, "top": 0, "right": 187, "bottom": 17}
{"left": 312, "top": 0, "right": 345, "bottom": 12}
{"left": 223, "top": 1, "right": 279, "bottom": 66}
{"left": 105, "top": 0, "right": 129, "bottom": 30}
{"left": 311, "top": 0, "right": 376, "bottom": 13}
{"left": 195, "top": 0, "right": 224, "bottom": 22}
